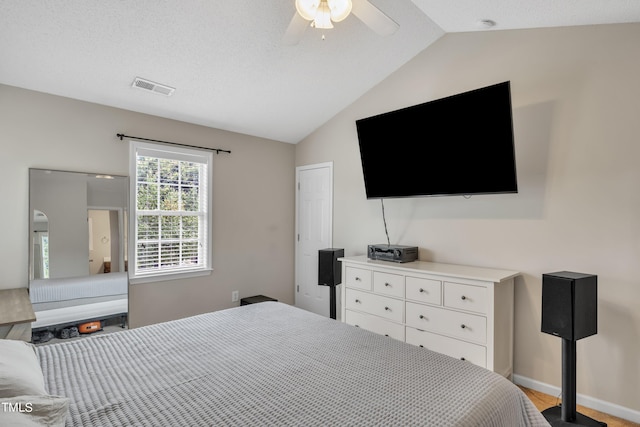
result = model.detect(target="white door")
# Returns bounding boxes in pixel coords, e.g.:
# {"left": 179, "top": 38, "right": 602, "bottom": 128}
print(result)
{"left": 295, "top": 162, "right": 333, "bottom": 317}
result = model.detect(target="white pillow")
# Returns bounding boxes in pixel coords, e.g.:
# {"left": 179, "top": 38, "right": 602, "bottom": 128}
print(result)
{"left": 0, "top": 340, "right": 46, "bottom": 398}
{"left": 0, "top": 395, "right": 69, "bottom": 427}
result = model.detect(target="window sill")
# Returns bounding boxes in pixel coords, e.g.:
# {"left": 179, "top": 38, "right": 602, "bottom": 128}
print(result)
{"left": 129, "top": 268, "right": 213, "bottom": 285}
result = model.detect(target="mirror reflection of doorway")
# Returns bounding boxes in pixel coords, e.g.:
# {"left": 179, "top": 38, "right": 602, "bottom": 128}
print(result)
{"left": 88, "top": 209, "right": 124, "bottom": 275}
{"left": 32, "top": 209, "right": 49, "bottom": 279}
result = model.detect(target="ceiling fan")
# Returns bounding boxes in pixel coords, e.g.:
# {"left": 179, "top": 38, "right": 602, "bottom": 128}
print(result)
{"left": 283, "top": 0, "right": 399, "bottom": 45}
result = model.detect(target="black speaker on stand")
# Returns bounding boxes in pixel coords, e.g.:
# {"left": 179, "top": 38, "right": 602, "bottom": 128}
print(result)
{"left": 318, "top": 248, "right": 344, "bottom": 320}
{"left": 540, "top": 271, "right": 606, "bottom": 427}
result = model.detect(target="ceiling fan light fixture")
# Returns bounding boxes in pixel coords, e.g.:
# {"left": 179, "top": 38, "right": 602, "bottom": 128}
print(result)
{"left": 313, "top": 1, "right": 334, "bottom": 29}
{"left": 328, "top": 0, "right": 352, "bottom": 22}
{"left": 295, "top": 0, "right": 320, "bottom": 21}
{"left": 295, "top": 0, "right": 352, "bottom": 28}
{"left": 284, "top": 0, "right": 398, "bottom": 44}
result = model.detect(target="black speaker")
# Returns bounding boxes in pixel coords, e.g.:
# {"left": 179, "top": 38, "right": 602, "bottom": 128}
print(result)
{"left": 318, "top": 248, "right": 344, "bottom": 320}
{"left": 540, "top": 271, "right": 604, "bottom": 427}
{"left": 318, "top": 248, "right": 344, "bottom": 286}
{"left": 541, "top": 271, "right": 597, "bottom": 342}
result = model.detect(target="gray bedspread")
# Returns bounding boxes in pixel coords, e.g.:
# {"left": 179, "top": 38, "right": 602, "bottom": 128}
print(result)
{"left": 37, "top": 302, "right": 550, "bottom": 426}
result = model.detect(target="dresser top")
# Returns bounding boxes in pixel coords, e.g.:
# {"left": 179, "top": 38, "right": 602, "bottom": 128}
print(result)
{"left": 339, "top": 255, "right": 519, "bottom": 283}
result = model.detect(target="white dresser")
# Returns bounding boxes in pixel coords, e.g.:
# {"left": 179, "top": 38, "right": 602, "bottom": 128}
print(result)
{"left": 339, "top": 255, "right": 519, "bottom": 378}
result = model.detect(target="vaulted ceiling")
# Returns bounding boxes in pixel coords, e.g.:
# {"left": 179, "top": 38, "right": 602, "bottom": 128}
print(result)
{"left": 1, "top": 1, "right": 639, "bottom": 143}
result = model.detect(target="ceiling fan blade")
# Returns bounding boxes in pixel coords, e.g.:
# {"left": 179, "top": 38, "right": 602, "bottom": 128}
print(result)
{"left": 283, "top": 12, "right": 310, "bottom": 45}
{"left": 351, "top": 0, "right": 399, "bottom": 36}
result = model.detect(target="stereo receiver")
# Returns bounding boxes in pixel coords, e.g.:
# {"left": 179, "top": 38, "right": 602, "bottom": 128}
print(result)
{"left": 367, "top": 244, "right": 418, "bottom": 263}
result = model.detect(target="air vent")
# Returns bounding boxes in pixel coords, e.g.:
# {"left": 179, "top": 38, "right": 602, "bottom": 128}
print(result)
{"left": 132, "top": 77, "right": 175, "bottom": 96}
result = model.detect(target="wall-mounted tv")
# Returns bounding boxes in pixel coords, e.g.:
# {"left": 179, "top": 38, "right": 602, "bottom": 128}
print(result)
{"left": 355, "top": 81, "right": 518, "bottom": 199}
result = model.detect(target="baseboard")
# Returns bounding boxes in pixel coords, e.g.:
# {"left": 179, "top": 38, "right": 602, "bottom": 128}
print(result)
{"left": 513, "top": 374, "right": 640, "bottom": 424}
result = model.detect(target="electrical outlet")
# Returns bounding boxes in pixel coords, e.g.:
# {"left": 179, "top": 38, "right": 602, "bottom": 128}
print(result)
{"left": 232, "top": 291, "right": 239, "bottom": 303}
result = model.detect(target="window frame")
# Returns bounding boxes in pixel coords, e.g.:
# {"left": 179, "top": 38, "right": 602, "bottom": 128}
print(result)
{"left": 128, "top": 140, "right": 213, "bottom": 284}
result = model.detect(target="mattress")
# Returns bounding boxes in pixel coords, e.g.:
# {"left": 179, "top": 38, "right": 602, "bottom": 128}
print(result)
{"left": 30, "top": 272, "right": 128, "bottom": 304}
{"left": 37, "top": 302, "right": 550, "bottom": 427}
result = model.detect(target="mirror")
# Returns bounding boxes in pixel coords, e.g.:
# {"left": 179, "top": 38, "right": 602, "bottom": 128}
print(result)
{"left": 29, "top": 169, "right": 129, "bottom": 336}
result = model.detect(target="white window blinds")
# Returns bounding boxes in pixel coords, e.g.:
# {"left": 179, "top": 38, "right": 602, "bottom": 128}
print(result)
{"left": 130, "top": 141, "right": 213, "bottom": 281}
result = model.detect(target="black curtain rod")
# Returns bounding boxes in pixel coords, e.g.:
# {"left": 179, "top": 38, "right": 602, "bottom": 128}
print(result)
{"left": 116, "top": 133, "right": 231, "bottom": 154}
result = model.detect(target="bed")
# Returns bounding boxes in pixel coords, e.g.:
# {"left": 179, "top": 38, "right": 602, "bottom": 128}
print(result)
{"left": 2, "top": 302, "right": 550, "bottom": 426}
{"left": 29, "top": 273, "right": 128, "bottom": 329}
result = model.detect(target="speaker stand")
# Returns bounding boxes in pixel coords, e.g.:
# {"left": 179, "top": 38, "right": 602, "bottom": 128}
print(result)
{"left": 542, "top": 339, "right": 606, "bottom": 427}
{"left": 319, "top": 283, "right": 338, "bottom": 320}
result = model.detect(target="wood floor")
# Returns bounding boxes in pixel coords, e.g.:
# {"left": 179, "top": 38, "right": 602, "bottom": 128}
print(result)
{"left": 519, "top": 386, "right": 640, "bottom": 427}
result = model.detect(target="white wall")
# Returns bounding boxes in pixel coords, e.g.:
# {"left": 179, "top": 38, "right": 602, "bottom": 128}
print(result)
{"left": 296, "top": 23, "right": 640, "bottom": 414}
{"left": 30, "top": 172, "right": 89, "bottom": 278}
{"left": 0, "top": 84, "right": 296, "bottom": 328}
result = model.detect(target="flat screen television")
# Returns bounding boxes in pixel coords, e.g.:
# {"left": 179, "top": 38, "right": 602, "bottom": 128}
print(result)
{"left": 355, "top": 81, "right": 517, "bottom": 199}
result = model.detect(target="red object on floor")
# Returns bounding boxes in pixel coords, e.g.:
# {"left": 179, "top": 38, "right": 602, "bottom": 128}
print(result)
{"left": 78, "top": 321, "right": 102, "bottom": 334}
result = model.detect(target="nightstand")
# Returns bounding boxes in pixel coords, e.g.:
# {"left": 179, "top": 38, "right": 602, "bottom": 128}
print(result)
{"left": 240, "top": 295, "right": 277, "bottom": 305}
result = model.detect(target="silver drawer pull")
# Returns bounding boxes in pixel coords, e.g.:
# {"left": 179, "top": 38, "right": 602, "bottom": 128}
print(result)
{"left": 384, "top": 306, "right": 391, "bottom": 311}
{"left": 385, "top": 282, "right": 391, "bottom": 287}
{"left": 419, "top": 288, "right": 426, "bottom": 293}
{"left": 460, "top": 324, "right": 467, "bottom": 329}
{"left": 355, "top": 299, "right": 361, "bottom": 303}
{"left": 355, "top": 277, "right": 361, "bottom": 281}
{"left": 419, "top": 314, "right": 426, "bottom": 320}
{"left": 461, "top": 295, "right": 467, "bottom": 300}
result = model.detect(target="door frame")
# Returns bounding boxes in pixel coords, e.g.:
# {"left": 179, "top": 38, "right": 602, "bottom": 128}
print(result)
{"left": 294, "top": 162, "right": 334, "bottom": 311}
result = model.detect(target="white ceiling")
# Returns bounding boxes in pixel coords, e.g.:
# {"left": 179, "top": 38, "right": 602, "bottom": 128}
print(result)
{"left": 1, "top": 1, "right": 639, "bottom": 144}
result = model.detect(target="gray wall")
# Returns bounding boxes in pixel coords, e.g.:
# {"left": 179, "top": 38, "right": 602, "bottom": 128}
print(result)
{"left": 0, "top": 84, "right": 296, "bottom": 328}
{"left": 296, "top": 23, "right": 640, "bottom": 414}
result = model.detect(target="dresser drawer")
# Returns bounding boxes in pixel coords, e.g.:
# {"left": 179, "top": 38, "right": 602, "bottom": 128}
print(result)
{"left": 405, "top": 302, "right": 486, "bottom": 344}
{"left": 406, "top": 327, "right": 487, "bottom": 368}
{"left": 406, "top": 276, "right": 441, "bottom": 306}
{"left": 444, "top": 282, "right": 488, "bottom": 315}
{"left": 345, "top": 267, "right": 372, "bottom": 290}
{"left": 346, "top": 310, "right": 405, "bottom": 341}
{"left": 345, "top": 289, "right": 404, "bottom": 323}
{"left": 373, "top": 271, "right": 404, "bottom": 298}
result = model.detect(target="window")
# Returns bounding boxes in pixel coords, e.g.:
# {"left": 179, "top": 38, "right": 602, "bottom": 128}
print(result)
{"left": 129, "top": 141, "right": 213, "bottom": 282}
